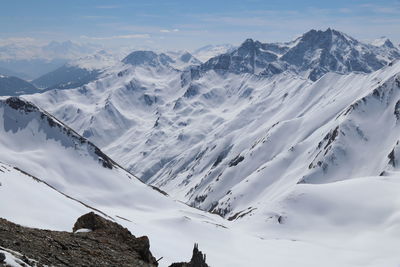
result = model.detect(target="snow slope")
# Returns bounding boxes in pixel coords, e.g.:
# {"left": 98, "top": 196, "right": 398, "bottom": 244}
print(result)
{"left": 164, "top": 51, "right": 202, "bottom": 70}
{"left": 0, "top": 97, "right": 237, "bottom": 266}
{"left": 26, "top": 56, "right": 400, "bottom": 218}
{"left": 2, "top": 98, "right": 400, "bottom": 266}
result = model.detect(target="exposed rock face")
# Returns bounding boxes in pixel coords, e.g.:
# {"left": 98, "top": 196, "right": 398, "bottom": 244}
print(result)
{"left": 73, "top": 212, "right": 157, "bottom": 264}
{"left": 169, "top": 243, "right": 209, "bottom": 267}
{"left": 0, "top": 252, "right": 5, "bottom": 263}
{"left": 0, "top": 212, "right": 158, "bottom": 267}
{"left": 200, "top": 38, "right": 277, "bottom": 74}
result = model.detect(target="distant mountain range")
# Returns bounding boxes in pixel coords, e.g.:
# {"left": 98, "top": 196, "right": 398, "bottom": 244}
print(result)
{"left": 31, "top": 50, "right": 119, "bottom": 90}
{"left": 197, "top": 28, "right": 400, "bottom": 80}
{"left": 0, "top": 75, "right": 38, "bottom": 96}
{"left": 0, "top": 40, "right": 100, "bottom": 79}
{"left": 122, "top": 50, "right": 201, "bottom": 70}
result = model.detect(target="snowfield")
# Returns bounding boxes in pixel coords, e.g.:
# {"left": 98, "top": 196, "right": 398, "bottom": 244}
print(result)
{"left": 1, "top": 96, "right": 400, "bottom": 266}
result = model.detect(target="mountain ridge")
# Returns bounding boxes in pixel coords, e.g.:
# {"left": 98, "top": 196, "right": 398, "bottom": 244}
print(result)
{"left": 194, "top": 28, "right": 400, "bottom": 81}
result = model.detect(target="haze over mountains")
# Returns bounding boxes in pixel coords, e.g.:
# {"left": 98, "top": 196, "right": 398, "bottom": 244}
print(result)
{"left": 0, "top": 40, "right": 100, "bottom": 79}
{"left": 2, "top": 28, "right": 400, "bottom": 266}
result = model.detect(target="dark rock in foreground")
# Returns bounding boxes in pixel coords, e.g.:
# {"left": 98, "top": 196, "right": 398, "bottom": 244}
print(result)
{"left": 169, "top": 243, "right": 209, "bottom": 267}
{"left": 0, "top": 212, "right": 158, "bottom": 267}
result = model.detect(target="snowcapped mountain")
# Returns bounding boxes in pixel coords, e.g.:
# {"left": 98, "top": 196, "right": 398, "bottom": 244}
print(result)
{"left": 122, "top": 50, "right": 200, "bottom": 71}
{"left": 0, "top": 96, "right": 252, "bottom": 266}
{"left": 0, "top": 75, "right": 38, "bottom": 96}
{"left": 5, "top": 28, "right": 400, "bottom": 266}
{"left": 3, "top": 96, "right": 389, "bottom": 267}
{"left": 279, "top": 29, "right": 400, "bottom": 80}
{"left": 3, "top": 93, "right": 400, "bottom": 266}
{"left": 192, "top": 44, "right": 235, "bottom": 62}
{"left": 197, "top": 29, "right": 400, "bottom": 81}
{"left": 32, "top": 50, "right": 119, "bottom": 90}
{"left": 123, "top": 50, "right": 172, "bottom": 68}
{"left": 164, "top": 51, "right": 202, "bottom": 70}
{"left": 25, "top": 36, "right": 400, "bottom": 218}
{"left": 199, "top": 38, "right": 283, "bottom": 75}
{"left": 370, "top": 37, "right": 397, "bottom": 48}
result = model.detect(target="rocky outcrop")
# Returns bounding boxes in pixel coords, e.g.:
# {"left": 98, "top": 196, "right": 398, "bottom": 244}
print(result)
{"left": 0, "top": 212, "right": 158, "bottom": 267}
{"left": 169, "top": 243, "right": 209, "bottom": 267}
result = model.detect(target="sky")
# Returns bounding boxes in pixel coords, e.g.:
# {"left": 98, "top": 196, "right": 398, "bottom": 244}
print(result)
{"left": 1, "top": 0, "right": 400, "bottom": 51}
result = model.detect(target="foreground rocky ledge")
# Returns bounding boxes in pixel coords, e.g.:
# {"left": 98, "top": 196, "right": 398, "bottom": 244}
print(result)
{"left": 0, "top": 212, "right": 158, "bottom": 267}
{"left": 0, "top": 212, "right": 209, "bottom": 267}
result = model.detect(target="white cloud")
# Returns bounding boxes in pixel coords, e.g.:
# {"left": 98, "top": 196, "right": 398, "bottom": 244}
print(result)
{"left": 160, "top": 29, "right": 180, "bottom": 33}
{"left": 358, "top": 3, "right": 400, "bottom": 14}
{"left": 80, "top": 34, "right": 150, "bottom": 40}
{"left": 0, "top": 37, "right": 38, "bottom": 46}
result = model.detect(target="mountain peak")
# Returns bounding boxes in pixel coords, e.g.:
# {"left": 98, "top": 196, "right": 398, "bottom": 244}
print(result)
{"left": 180, "top": 51, "right": 194, "bottom": 63}
{"left": 383, "top": 39, "right": 395, "bottom": 48}
{"left": 122, "top": 50, "right": 170, "bottom": 67}
{"left": 239, "top": 38, "right": 256, "bottom": 49}
{"left": 300, "top": 28, "right": 352, "bottom": 45}
{"left": 243, "top": 38, "right": 255, "bottom": 44}
{"left": 371, "top": 37, "right": 395, "bottom": 48}
{"left": 197, "top": 28, "right": 400, "bottom": 81}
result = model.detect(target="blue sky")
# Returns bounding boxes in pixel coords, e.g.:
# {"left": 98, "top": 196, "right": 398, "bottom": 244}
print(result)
{"left": 1, "top": 0, "right": 400, "bottom": 50}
